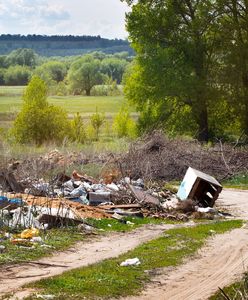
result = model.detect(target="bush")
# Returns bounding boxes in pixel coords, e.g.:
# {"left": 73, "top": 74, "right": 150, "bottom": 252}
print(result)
{"left": 0, "top": 68, "right": 5, "bottom": 85}
{"left": 11, "top": 76, "right": 71, "bottom": 145}
{"left": 56, "top": 81, "right": 68, "bottom": 96}
{"left": 70, "top": 113, "right": 86, "bottom": 143}
{"left": 91, "top": 85, "right": 109, "bottom": 96}
{"left": 86, "top": 124, "right": 96, "bottom": 142}
{"left": 91, "top": 80, "right": 122, "bottom": 96}
{"left": 113, "top": 107, "right": 137, "bottom": 138}
{"left": 4, "top": 65, "right": 32, "bottom": 85}
{"left": 90, "top": 111, "right": 105, "bottom": 141}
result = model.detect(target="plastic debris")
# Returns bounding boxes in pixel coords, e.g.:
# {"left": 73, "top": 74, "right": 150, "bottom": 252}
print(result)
{"left": 0, "top": 245, "right": 6, "bottom": 253}
{"left": 196, "top": 207, "right": 217, "bottom": 214}
{"left": 20, "top": 228, "right": 39, "bottom": 239}
{"left": 120, "top": 258, "right": 141, "bottom": 267}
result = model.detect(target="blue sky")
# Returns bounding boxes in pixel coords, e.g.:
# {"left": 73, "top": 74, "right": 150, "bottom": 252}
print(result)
{"left": 0, "top": 0, "right": 130, "bottom": 38}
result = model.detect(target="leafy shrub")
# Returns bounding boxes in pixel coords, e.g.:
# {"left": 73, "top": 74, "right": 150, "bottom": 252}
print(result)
{"left": 70, "top": 113, "right": 86, "bottom": 143}
{"left": 34, "top": 61, "right": 67, "bottom": 83}
{"left": 11, "top": 76, "right": 70, "bottom": 145}
{"left": 113, "top": 107, "right": 137, "bottom": 138}
{"left": 86, "top": 124, "right": 96, "bottom": 142}
{"left": 90, "top": 111, "right": 105, "bottom": 141}
{"left": 91, "top": 85, "right": 109, "bottom": 96}
{"left": 0, "top": 68, "right": 5, "bottom": 85}
{"left": 56, "top": 81, "right": 68, "bottom": 96}
{"left": 91, "top": 80, "right": 122, "bottom": 96}
{"left": 4, "top": 65, "right": 32, "bottom": 85}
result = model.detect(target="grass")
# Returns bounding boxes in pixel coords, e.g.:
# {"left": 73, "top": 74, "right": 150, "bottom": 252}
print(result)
{"left": 0, "top": 217, "right": 178, "bottom": 266}
{"left": 164, "top": 181, "right": 180, "bottom": 193}
{"left": 223, "top": 173, "right": 248, "bottom": 190}
{"left": 49, "top": 95, "right": 132, "bottom": 116}
{"left": 0, "top": 86, "right": 135, "bottom": 116}
{"left": 0, "top": 86, "right": 24, "bottom": 114}
{"left": 86, "top": 216, "right": 177, "bottom": 232}
{"left": 0, "top": 228, "right": 85, "bottom": 265}
{"left": 0, "top": 138, "right": 131, "bottom": 166}
{"left": 209, "top": 272, "right": 248, "bottom": 300}
{"left": 25, "top": 220, "right": 243, "bottom": 300}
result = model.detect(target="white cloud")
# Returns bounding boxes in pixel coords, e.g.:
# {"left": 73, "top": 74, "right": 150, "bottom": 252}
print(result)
{"left": 0, "top": 0, "right": 70, "bottom": 34}
{"left": 0, "top": 0, "right": 130, "bottom": 38}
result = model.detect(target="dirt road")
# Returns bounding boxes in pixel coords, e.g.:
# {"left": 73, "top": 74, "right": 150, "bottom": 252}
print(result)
{"left": 217, "top": 189, "right": 248, "bottom": 219}
{"left": 122, "top": 189, "right": 248, "bottom": 300}
{"left": 123, "top": 225, "right": 248, "bottom": 300}
{"left": 1, "top": 189, "right": 248, "bottom": 300}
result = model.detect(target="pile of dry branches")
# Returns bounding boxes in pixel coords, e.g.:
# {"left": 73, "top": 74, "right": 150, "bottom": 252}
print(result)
{"left": 121, "top": 131, "right": 248, "bottom": 182}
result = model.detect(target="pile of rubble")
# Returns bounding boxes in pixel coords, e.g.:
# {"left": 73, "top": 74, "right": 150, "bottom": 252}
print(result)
{"left": 0, "top": 164, "right": 226, "bottom": 231}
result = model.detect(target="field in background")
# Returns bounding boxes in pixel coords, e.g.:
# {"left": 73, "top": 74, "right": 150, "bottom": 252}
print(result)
{"left": 0, "top": 86, "right": 137, "bottom": 128}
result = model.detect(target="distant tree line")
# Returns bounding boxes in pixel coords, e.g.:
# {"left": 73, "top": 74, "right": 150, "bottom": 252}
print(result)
{"left": 0, "top": 34, "right": 124, "bottom": 42}
{"left": 0, "top": 48, "right": 131, "bottom": 96}
{"left": 0, "top": 34, "right": 134, "bottom": 57}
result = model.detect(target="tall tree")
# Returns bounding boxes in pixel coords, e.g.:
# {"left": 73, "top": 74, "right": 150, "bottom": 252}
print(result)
{"left": 123, "top": 0, "right": 222, "bottom": 141}
{"left": 5, "top": 48, "right": 37, "bottom": 67}
{"left": 219, "top": 0, "right": 248, "bottom": 135}
{"left": 35, "top": 61, "right": 67, "bottom": 84}
{"left": 12, "top": 76, "right": 70, "bottom": 145}
{"left": 101, "top": 57, "right": 128, "bottom": 83}
{"left": 68, "top": 55, "right": 103, "bottom": 96}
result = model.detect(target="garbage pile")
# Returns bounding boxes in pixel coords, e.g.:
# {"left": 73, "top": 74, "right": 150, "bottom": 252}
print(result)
{"left": 0, "top": 166, "right": 225, "bottom": 230}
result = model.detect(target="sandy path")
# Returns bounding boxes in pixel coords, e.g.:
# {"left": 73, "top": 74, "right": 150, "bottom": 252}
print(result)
{"left": 122, "top": 226, "right": 248, "bottom": 300}
{"left": 217, "top": 189, "right": 248, "bottom": 219}
{"left": 0, "top": 223, "right": 184, "bottom": 298}
{"left": 121, "top": 189, "right": 248, "bottom": 300}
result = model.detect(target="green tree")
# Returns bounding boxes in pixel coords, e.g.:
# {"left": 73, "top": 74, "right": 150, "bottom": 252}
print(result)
{"left": 218, "top": 1, "right": 248, "bottom": 136}
{"left": 34, "top": 61, "right": 67, "bottom": 84}
{"left": 5, "top": 48, "right": 38, "bottom": 67}
{"left": 11, "top": 76, "right": 70, "bottom": 145}
{"left": 4, "top": 65, "right": 32, "bottom": 85}
{"left": 68, "top": 55, "right": 103, "bottom": 96}
{"left": 122, "top": 0, "right": 223, "bottom": 141}
{"left": 101, "top": 57, "right": 128, "bottom": 83}
{"left": 0, "top": 55, "right": 8, "bottom": 68}
{"left": 0, "top": 69, "right": 5, "bottom": 85}
{"left": 113, "top": 51, "right": 130, "bottom": 60}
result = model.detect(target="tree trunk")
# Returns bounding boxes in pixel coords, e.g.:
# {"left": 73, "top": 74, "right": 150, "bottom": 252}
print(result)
{"left": 197, "top": 104, "right": 209, "bottom": 142}
{"left": 243, "top": 84, "right": 248, "bottom": 136}
{"left": 193, "top": 38, "right": 209, "bottom": 142}
{"left": 192, "top": 93, "right": 209, "bottom": 142}
{"left": 86, "top": 88, "right": 91, "bottom": 96}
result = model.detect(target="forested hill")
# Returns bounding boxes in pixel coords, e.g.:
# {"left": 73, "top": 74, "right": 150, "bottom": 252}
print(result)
{"left": 0, "top": 34, "right": 133, "bottom": 57}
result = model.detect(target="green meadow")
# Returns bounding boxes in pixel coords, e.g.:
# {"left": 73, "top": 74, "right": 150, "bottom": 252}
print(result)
{"left": 0, "top": 86, "right": 134, "bottom": 114}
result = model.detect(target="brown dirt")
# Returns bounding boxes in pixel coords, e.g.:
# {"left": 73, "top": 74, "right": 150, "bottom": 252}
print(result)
{"left": 2, "top": 189, "right": 248, "bottom": 300}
